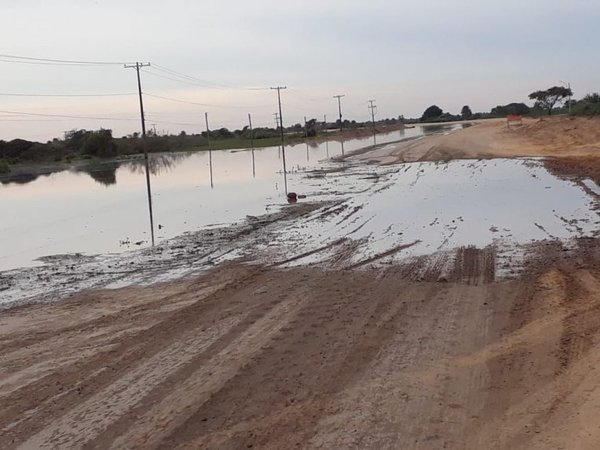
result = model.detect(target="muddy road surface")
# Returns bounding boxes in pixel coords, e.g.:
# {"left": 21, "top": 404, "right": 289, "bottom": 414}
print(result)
{"left": 2, "top": 238, "right": 600, "bottom": 449}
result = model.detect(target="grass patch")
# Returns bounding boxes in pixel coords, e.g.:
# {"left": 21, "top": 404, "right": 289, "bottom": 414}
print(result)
{"left": 0, "top": 159, "right": 10, "bottom": 174}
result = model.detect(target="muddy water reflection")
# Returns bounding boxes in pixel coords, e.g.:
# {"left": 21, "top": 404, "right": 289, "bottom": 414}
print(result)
{"left": 0, "top": 127, "right": 432, "bottom": 270}
{"left": 275, "top": 159, "right": 600, "bottom": 271}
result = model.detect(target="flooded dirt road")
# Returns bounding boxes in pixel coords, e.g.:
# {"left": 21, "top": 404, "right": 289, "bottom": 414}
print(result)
{"left": 2, "top": 118, "right": 600, "bottom": 448}
{"left": 1, "top": 155, "right": 598, "bottom": 308}
{"left": 0, "top": 125, "right": 435, "bottom": 272}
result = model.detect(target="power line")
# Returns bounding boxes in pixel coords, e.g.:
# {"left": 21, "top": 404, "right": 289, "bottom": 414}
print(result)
{"left": 0, "top": 53, "right": 130, "bottom": 66}
{"left": 0, "top": 58, "right": 102, "bottom": 67}
{"left": 152, "top": 64, "right": 233, "bottom": 89}
{"left": 0, "top": 92, "right": 135, "bottom": 97}
{"left": 141, "top": 68, "right": 215, "bottom": 88}
{"left": 143, "top": 92, "right": 271, "bottom": 109}
{"left": 142, "top": 116, "right": 199, "bottom": 126}
{"left": 0, "top": 118, "right": 71, "bottom": 122}
{"left": 144, "top": 66, "right": 269, "bottom": 91}
{"left": 143, "top": 92, "right": 216, "bottom": 107}
{"left": 152, "top": 64, "right": 269, "bottom": 91}
{"left": 0, "top": 109, "right": 138, "bottom": 121}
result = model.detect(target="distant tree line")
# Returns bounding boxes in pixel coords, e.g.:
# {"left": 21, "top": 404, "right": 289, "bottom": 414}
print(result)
{"left": 0, "top": 114, "right": 410, "bottom": 170}
{"left": 2, "top": 84, "right": 600, "bottom": 174}
{"left": 413, "top": 85, "right": 599, "bottom": 123}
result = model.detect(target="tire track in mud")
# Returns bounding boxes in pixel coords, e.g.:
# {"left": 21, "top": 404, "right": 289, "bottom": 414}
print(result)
{"left": 0, "top": 265, "right": 265, "bottom": 448}
{"left": 19, "top": 314, "right": 249, "bottom": 449}
{"left": 345, "top": 240, "right": 421, "bottom": 269}
{"left": 273, "top": 238, "right": 348, "bottom": 266}
{"left": 450, "top": 246, "right": 496, "bottom": 284}
{"left": 2, "top": 239, "right": 600, "bottom": 448}
{"left": 49, "top": 283, "right": 310, "bottom": 449}
{"left": 156, "top": 272, "right": 435, "bottom": 449}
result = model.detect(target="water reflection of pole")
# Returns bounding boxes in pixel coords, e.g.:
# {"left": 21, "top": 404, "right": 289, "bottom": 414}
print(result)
{"left": 271, "top": 86, "right": 288, "bottom": 194}
{"left": 304, "top": 116, "right": 309, "bottom": 162}
{"left": 248, "top": 113, "right": 255, "bottom": 178}
{"left": 125, "top": 61, "right": 155, "bottom": 246}
{"left": 368, "top": 99, "right": 377, "bottom": 146}
{"left": 326, "top": 139, "right": 329, "bottom": 158}
{"left": 341, "top": 140, "right": 345, "bottom": 156}
{"left": 205, "top": 112, "right": 214, "bottom": 189}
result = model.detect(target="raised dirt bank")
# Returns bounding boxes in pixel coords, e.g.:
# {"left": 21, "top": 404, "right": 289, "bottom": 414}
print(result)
{"left": 351, "top": 116, "right": 600, "bottom": 164}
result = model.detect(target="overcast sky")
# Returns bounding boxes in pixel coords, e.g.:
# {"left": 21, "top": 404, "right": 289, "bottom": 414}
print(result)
{"left": 1, "top": 0, "right": 599, "bottom": 141}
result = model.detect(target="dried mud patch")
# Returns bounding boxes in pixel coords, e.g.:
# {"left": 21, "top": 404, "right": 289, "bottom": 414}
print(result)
{"left": 545, "top": 155, "right": 600, "bottom": 187}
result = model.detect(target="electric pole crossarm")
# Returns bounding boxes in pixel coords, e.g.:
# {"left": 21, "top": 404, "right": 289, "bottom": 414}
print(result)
{"left": 124, "top": 62, "right": 151, "bottom": 137}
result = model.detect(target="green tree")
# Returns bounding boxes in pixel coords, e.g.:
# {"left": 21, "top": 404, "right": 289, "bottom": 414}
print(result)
{"left": 583, "top": 93, "right": 600, "bottom": 103}
{"left": 571, "top": 92, "right": 600, "bottom": 116}
{"left": 421, "top": 105, "right": 443, "bottom": 121}
{"left": 64, "top": 129, "right": 90, "bottom": 150}
{"left": 528, "top": 86, "right": 572, "bottom": 115}
{"left": 490, "top": 103, "right": 530, "bottom": 117}
{"left": 82, "top": 129, "right": 117, "bottom": 157}
{"left": 305, "top": 118, "right": 318, "bottom": 137}
{"left": 460, "top": 105, "right": 472, "bottom": 119}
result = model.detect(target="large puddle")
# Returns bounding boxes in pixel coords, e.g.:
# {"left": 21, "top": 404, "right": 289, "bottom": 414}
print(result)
{"left": 1, "top": 132, "right": 599, "bottom": 307}
{"left": 0, "top": 125, "right": 436, "bottom": 271}
{"left": 1, "top": 122, "right": 600, "bottom": 307}
{"left": 269, "top": 159, "right": 600, "bottom": 269}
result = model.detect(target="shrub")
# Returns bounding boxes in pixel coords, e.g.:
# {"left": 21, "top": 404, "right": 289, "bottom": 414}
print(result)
{"left": 569, "top": 92, "right": 600, "bottom": 116}
{"left": 82, "top": 129, "right": 117, "bottom": 157}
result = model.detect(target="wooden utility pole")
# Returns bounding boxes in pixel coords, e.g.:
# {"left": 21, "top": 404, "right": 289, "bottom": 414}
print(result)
{"left": 304, "top": 116, "right": 308, "bottom": 138}
{"left": 124, "top": 62, "right": 155, "bottom": 246}
{"left": 368, "top": 99, "right": 377, "bottom": 143}
{"left": 248, "top": 113, "right": 254, "bottom": 148}
{"left": 270, "top": 86, "right": 288, "bottom": 192}
{"left": 333, "top": 94, "right": 345, "bottom": 132}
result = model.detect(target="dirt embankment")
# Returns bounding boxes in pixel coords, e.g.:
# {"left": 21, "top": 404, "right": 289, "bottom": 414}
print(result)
{"left": 353, "top": 116, "right": 600, "bottom": 164}
{"left": 1, "top": 239, "right": 600, "bottom": 449}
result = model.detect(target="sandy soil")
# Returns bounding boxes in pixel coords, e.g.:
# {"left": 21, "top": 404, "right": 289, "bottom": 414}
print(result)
{"left": 352, "top": 116, "right": 600, "bottom": 164}
{"left": 2, "top": 240, "right": 600, "bottom": 449}
{"left": 2, "top": 116, "right": 600, "bottom": 449}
